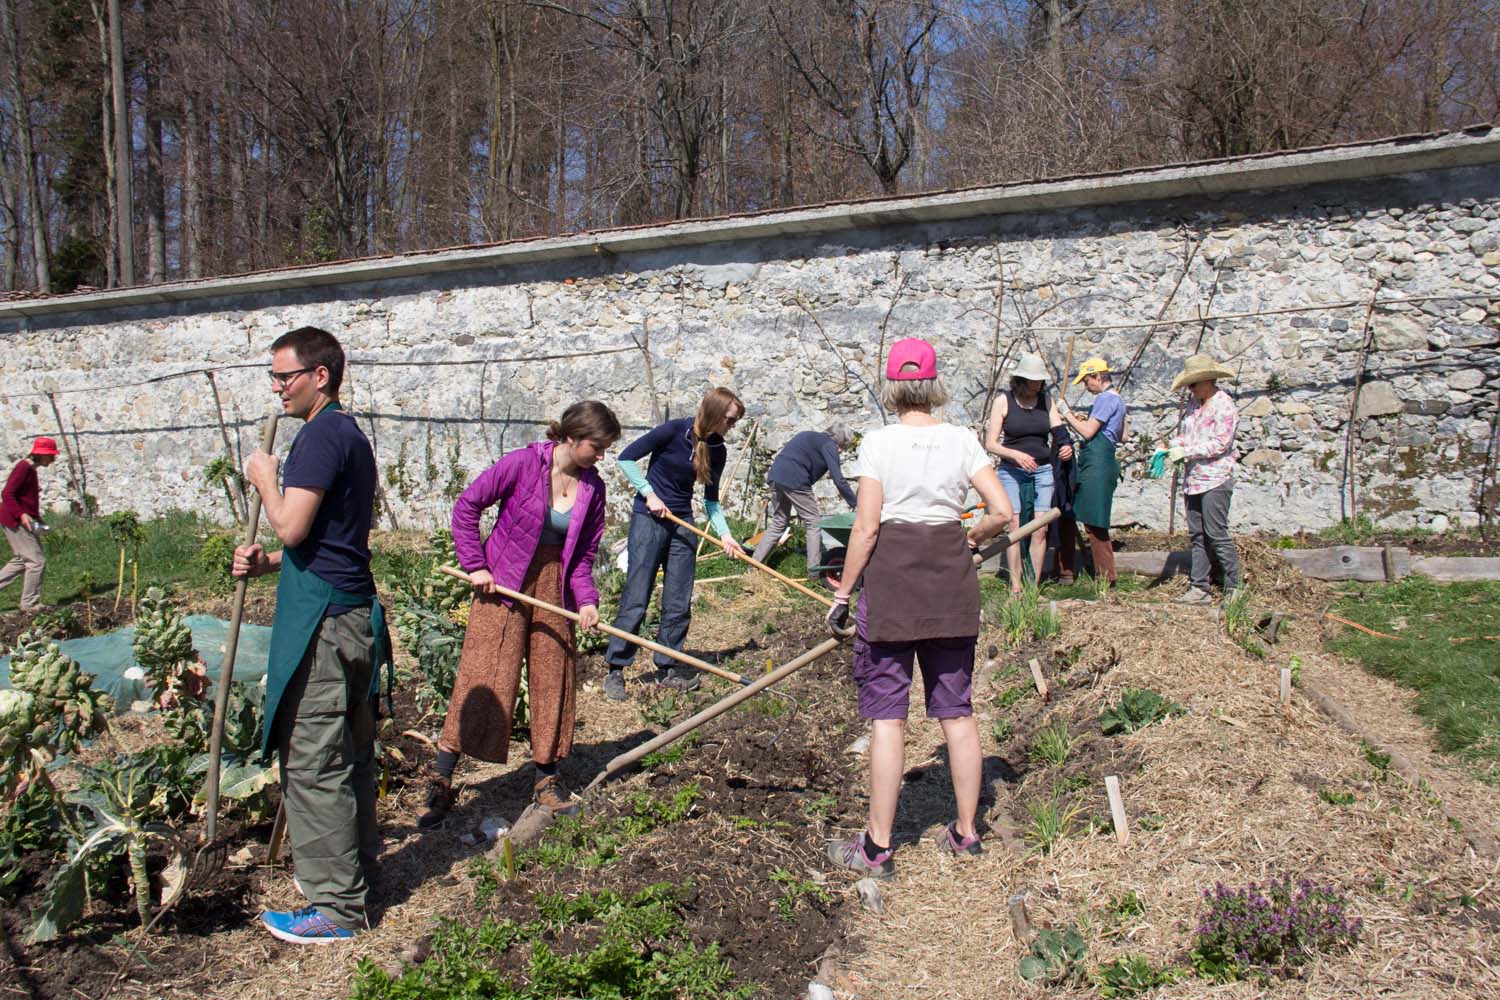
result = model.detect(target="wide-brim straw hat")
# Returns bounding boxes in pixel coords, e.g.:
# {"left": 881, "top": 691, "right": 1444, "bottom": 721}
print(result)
{"left": 1170, "top": 354, "right": 1235, "bottom": 392}
{"left": 1010, "top": 353, "right": 1049, "bottom": 382}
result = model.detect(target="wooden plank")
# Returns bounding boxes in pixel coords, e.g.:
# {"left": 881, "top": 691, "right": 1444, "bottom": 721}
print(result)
{"left": 1411, "top": 556, "right": 1500, "bottom": 582}
{"left": 1113, "top": 550, "right": 1190, "bottom": 578}
{"left": 1104, "top": 775, "right": 1129, "bottom": 846}
{"left": 1116, "top": 548, "right": 1500, "bottom": 583}
{"left": 1280, "top": 668, "right": 1292, "bottom": 706}
{"left": 1028, "top": 658, "right": 1049, "bottom": 701}
{"left": 1278, "top": 545, "right": 1410, "bottom": 582}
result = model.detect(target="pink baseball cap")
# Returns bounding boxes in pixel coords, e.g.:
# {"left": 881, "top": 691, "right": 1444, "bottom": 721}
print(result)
{"left": 885, "top": 338, "right": 938, "bottom": 381}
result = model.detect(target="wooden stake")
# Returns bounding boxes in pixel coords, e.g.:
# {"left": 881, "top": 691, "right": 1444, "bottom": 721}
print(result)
{"left": 1028, "top": 658, "right": 1049, "bottom": 701}
{"left": 1007, "top": 892, "right": 1034, "bottom": 942}
{"left": 1280, "top": 668, "right": 1292, "bottom": 706}
{"left": 1105, "top": 775, "right": 1129, "bottom": 846}
{"left": 45, "top": 392, "right": 88, "bottom": 514}
{"left": 204, "top": 370, "right": 248, "bottom": 522}
{"left": 1341, "top": 282, "right": 1382, "bottom": 523}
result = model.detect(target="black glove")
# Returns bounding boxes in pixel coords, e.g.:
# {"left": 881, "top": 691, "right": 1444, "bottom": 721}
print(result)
{"left": 825, "top": 596, "right": 855, "bottom": 639}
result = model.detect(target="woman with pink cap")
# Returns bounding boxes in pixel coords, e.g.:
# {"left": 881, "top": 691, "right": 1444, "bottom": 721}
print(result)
{"left": 824, "top": 338, "right": 1012, "bottom": 877}
{"left": 0, "top": 437, "right": 59, "bottom": 612}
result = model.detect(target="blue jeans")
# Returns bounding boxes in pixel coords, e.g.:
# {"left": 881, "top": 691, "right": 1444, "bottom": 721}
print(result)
{"left": 604, "top": 511, "right": 696, "bottom": 671}
{"left": 998, "top": 463, "right": 1055, "bottom": 515}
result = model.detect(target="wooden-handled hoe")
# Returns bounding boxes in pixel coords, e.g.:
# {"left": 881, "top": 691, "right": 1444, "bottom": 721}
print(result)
{"left": 189, "top": 409, "right": 280, "bottom": 886}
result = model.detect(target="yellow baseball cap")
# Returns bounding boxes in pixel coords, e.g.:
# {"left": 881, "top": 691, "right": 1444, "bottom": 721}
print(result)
{"left": 1073, "top": 357, "right": 1111, "bottom": 385}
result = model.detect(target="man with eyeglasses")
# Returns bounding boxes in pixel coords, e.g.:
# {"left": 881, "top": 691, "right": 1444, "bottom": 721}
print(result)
{"left": 232, "top": 325, "right": 390, "bottom": 944}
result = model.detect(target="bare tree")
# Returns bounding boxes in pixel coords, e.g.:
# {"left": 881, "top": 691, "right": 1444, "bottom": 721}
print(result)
{"left": 770, "top": 0, "right": 942, "bottom": 195}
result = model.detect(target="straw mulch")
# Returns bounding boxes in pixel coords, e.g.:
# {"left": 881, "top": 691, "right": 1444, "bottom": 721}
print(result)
{"left": 828, "top": 589, "right": 1500, "bottom": 1000}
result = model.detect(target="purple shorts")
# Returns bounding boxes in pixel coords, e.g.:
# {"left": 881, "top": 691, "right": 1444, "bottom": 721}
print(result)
{"left": 851, "top": 594, "right": 976, "bottom": 720}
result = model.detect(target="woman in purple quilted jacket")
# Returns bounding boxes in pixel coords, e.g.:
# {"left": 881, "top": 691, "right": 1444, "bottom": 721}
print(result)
{"left": 418, "top": 400, "right": 621, "bottom": 826}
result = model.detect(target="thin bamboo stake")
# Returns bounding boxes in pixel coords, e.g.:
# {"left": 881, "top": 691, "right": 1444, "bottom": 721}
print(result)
{"left": 204, "top": 370, "right": 247, "bottom": 522}
{"left": 44, "top": 391, "right": 88, "bottom": 514}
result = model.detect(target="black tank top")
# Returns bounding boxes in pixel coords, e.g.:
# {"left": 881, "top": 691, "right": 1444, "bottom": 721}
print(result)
{"left": 1001, "top": 390, "right": 1051, "bottom": 466}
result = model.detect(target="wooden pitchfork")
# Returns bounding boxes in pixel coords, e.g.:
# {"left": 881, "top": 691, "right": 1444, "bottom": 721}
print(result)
{"left": 189, "top": 408, "right": 280, "bottom": 885}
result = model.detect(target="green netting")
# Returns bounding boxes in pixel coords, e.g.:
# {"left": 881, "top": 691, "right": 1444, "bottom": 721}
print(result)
{"left": 0, "top": 615, "right": 273, "bottom": 709}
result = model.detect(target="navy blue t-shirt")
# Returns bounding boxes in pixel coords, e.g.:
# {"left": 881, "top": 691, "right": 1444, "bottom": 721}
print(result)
{"left": 618, "top": 417, "right": 726, "bottom": 519}
{"left": 280, "top": 406, "right": 377, "bottom": 598}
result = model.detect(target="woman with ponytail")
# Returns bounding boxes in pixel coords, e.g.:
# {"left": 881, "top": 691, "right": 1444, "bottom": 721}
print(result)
{"left": 602, "top": 387, "right": 746, "bottom": 701}
{"left": 419, "top": 400, "right": 621, "bottom": 826}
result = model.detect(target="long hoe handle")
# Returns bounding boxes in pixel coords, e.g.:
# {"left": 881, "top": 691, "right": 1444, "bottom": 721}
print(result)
{"left": 202, "top": 410, "right": 279, "bottom": 845}
{"left": 972, "top": 508, "right": 1061, "bottom": 566}
{"left": 436, "top": 564, "right": 754, "bottom": 686}
{"left": 588, "top": 636, "right": 843, "bottom": 791}
{"left": 658, "top": 508, "right": 834, "bottom": 608}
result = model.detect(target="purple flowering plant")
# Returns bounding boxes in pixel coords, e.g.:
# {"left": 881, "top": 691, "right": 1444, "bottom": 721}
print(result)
{"left": 1190, "top": 875, "right": 1362, "bottom": 981}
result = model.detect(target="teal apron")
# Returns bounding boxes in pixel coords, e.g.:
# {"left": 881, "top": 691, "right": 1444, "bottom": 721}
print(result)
{"left": 1072, "top": 431, "right": 1120, "bottom": 529}
{"left": 260, "top": 404, "right": 392, "bottom": 755}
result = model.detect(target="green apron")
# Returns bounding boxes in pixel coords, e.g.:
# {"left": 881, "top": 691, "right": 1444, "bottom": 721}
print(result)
{"left": 1072, "top": 430, "right": 1120, "bottom": 529}
{"left": 261, "top": 405, "right": 392, "bottom": 755}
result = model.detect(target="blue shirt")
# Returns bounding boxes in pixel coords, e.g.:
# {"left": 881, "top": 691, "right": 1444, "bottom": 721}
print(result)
{"left": 617, "top": 417, "right": 726, "bottom": 519}
{"left": 1089, "top": 390, "right": 1126, "bottom": 445}
{"left": 767, "top": 431, "right": 856, "bottom": 507}
{"left": 281, "top": 406, "right": 377, "bottom": 597}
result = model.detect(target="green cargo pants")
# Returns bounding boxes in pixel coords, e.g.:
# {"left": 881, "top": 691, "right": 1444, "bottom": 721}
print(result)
{"left": 273, "top": 606, "right": 379, "bottom": 930}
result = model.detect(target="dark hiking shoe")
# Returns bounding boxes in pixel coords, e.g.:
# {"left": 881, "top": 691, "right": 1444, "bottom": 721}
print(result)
{"left": 603, "top": 670, "right": 627, "bottom": 701}
{"left": 938, "top": 822, "right": 983, "bottom": 857}
{"left": 827, "top": 832, "right": 895, "bottom": 880}
{"left": 416, "top": 772, "right": 456, "bottom": 829}
{"left": 654, "top": 667, "right": 701, "bottom": 693}
{"left": 533, "top": 774, "right": 581, "bottom": 816}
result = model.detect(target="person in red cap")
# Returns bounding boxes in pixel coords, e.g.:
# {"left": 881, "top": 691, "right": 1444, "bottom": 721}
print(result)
{"left": 0, "top": 437, "right": 59, "bottom": 611}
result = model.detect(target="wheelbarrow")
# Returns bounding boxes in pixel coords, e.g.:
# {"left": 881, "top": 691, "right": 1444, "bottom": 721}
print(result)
{"left": 807, "top": 504, "right": 988, "bottom": 591}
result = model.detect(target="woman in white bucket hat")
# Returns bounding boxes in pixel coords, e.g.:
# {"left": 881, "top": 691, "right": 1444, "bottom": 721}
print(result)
{"left": 984, "top": 353, "right": 1072, "bottom": 595}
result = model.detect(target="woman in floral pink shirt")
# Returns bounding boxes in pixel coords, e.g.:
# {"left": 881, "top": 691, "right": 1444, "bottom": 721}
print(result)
{"left": 1166, "top": 355, "right": 1242, "bottom": 603}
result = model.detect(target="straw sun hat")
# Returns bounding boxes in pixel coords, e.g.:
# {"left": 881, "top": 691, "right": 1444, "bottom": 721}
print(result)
{"left": 1170, "top": 354, "right": 1236, "bottom": 392}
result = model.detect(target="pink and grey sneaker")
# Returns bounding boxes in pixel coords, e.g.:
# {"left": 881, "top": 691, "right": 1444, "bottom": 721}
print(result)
{"left": 827, "top": 832, "right": 895, "bottom": 880}
{"left": 939, "top": 822, "right": 983, "bottom": 857}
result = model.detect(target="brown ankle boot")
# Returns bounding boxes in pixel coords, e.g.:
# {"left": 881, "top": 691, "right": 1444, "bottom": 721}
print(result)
{"left": 416, "top": 772, "right": 456, "bottom": 829}
{"left": 533, "top": 774, "right": 580, "bottom": 816}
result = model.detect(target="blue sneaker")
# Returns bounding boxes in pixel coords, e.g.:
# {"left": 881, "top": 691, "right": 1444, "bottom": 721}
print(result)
{"left": 261, "top": 906, "right": 358, "bottom": 944}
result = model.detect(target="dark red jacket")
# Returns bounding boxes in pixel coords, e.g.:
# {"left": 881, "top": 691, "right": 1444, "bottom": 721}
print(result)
{"left": 0, "top": 460, "right": 39, "bottom": 529}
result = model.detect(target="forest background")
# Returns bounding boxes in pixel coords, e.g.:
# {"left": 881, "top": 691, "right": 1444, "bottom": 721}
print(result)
{"left": 1, "top": 0, "right": 1497, "bottom": 296}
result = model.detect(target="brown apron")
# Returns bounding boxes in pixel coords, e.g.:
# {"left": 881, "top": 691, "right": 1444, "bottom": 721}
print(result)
{"left": 861, "top": 520, "right": 980, "bottom": 643}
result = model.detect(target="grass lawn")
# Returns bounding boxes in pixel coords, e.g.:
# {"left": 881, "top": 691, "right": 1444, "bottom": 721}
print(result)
{"left": 1328, "top": 578, "right": 1500, "bottom": 784}
{"left": 0, "top": 510, "right": 269, "bottom": 611}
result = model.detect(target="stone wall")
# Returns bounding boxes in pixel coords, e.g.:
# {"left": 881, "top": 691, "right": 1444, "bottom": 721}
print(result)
{"left": 2, "top": 137, "right": 1498, "bottom": 535}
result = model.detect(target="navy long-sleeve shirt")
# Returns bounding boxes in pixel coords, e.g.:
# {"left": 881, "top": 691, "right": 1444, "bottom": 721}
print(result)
{"left": 618, "top": 418, "right": 726, "bottom": 518}
{"left": 767, "top": 431, "right": 856, "bottom": 507}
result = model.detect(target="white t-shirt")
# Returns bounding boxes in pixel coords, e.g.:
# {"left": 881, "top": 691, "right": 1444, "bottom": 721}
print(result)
{"left": 852, "top": 422, "right": 990, "bottom": 525}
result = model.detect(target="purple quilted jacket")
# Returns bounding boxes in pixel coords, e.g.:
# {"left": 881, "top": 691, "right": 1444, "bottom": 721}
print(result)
{"left": 451, "top": 441, "right": 607, "bottom": 611}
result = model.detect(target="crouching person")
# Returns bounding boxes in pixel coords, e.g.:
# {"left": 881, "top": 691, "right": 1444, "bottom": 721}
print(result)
{"left": 234, "top": 326, "right": 390, "bottom": 943}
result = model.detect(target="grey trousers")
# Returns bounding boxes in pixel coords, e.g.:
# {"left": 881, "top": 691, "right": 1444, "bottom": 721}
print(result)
{"left": 273, "top": 607, "right": 379, "bottom": 930}
{"left": 1185, "top": 481, "right": 1242, "bottom": 591}
{"left": 0, "top": 524, "right": 45, "bottom": 610}
{"left": 752, "top": 483, "right": 825, "bottom": 568}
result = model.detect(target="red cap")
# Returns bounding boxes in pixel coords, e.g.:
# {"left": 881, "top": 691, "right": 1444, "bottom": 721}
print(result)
{"left": 885, "top": 338, "right": 938, "bottom": 381}
{"left": 31, "top": 437, "right": 59, "bottom": 456}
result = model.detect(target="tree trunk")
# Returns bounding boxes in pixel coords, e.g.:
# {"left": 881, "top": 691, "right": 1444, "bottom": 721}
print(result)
{"left": 143, "top": 1, "right": 167, "bottom": 282}
{"left": 182, "top": 87, "right": 203, "bottom": 278}
{"left": 0, "top": 0, "right": 50, "bottom": 292}
{"left": 108, "top": 0, "right": 135, "bottom": 285}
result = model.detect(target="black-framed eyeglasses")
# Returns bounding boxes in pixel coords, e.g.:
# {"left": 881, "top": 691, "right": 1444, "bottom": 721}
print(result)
{"left": 268, "top": 367, "right": 315, "bottom": 389}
